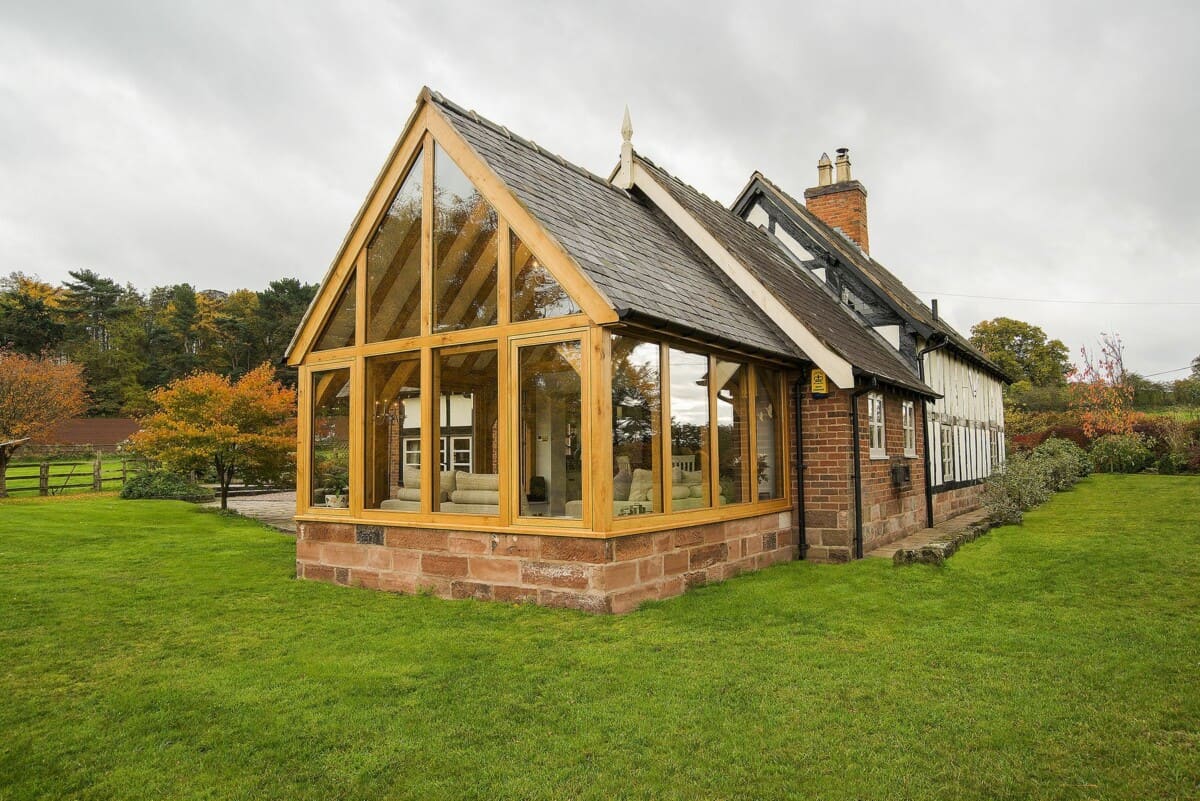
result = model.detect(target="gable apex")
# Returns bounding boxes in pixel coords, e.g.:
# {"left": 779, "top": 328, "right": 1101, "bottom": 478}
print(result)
{"left": 285, "top": 91, "right": 616, "bottom": 364}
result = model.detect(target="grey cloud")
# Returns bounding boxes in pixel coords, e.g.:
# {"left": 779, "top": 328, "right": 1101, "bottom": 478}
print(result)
{"left": 1, "top": 0, "right": 1196, "bottom": 375}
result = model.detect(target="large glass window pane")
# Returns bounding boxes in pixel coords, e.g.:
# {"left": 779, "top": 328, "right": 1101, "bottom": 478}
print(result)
{"left": 716, "top": 359, "right": 750, "bottom": 505}
{"left": 433, "top": 144, "right": 498, "bottom": 332}
{"left": 436, "top": 345, "right": 499, "bottom": 515}
{"left": 611, "top": 336, "right": 662, "bottom": 517}
{"left": 311, "top": 368, "right": 351, "bottom": 507}
{"left": 313, "top": 275, "right": 355, "bottom": 351}
{"left": 754, "top": 367, "right": 784, "bottom": 500}
{"left": 511, "top": 231, "right": 580, "bottom": 321}
{"left": 365, "top": 352, "right": 421, "bottom": 511}
{"left": 519, "top": 340, "right": 584, "bottom": 519}
{"left": 668, "top": 348, "right": 710, "bottom": 510}
{"left": 367, "top": 151, "right": 423, "bottom": 343}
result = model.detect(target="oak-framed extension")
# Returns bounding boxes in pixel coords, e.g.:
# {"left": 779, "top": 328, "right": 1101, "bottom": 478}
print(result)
{"left": 288, "top": 93, "right": 791, "bottom": 541}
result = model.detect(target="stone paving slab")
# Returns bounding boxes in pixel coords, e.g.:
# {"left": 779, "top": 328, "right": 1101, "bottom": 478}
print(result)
{"left": 205, "top": 491, "right": 297, "bottom": 533}
{"left": 867, "top": 507, "right": 995, "bottom": 565}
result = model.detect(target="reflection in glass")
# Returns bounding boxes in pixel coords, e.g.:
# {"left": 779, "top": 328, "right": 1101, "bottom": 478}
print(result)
{"left": 754, "top": 367, "right": 784, "bottom": 500}
{"left": 519, "top": 340, "right": 583, "bottom": 519}
{"left": 311, "top": 368, "right": 351, "bottom": 507}
{"left": 436, "top": 345, "right": 499, "bottom": 514}
{"left": 433, "top": 144, "right": 498, "bottom": 332}
{"left": 611, "top": 336, "right": 661, "bottom": 516}
{"left": 365, "top": 353, "right": 421, "bottom": 511}
{"left": 668, "top": 348, "right": 710, "bottom": 510}
{"left": 313, "top": 274, "right": 356, "bottom": 351}
{"left": 716, "top": 359, "right": 750, "bottom": 504}
{"left": 512, "top": 231, "right": 580, "bottom": 321}
{"left": 367, "top": 151, "right": 423, "bottom": 342}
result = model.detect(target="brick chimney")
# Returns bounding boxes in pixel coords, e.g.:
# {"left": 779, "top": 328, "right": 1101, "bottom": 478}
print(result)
{"left": 804, "top": 148, "right": 869, "bottom": 255}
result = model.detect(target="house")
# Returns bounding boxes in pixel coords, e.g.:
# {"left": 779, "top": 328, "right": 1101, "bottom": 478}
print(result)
{"left": 285, "top": 88, "right": 1007, "bottom": 612}
{"left": 32, "top": 417, "right": 141, "bottom": 453}
{"left": 729, "top": 153, "right": 1009, "bottom": 525}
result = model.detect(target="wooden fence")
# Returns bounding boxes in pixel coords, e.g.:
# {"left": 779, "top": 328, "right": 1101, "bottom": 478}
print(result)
{"left": 2, "top": 458, "right": 154, "bottom": 497}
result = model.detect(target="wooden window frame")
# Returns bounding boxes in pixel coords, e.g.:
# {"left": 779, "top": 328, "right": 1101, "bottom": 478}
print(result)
{"left": 868, "top": 392, "right": 887, "bottom": 459}
{"left": 902, "top": 400, "right": 916, "bottom": 458}
{"left": 509, "top": 327, "right": 592, "bottom": 530}
{"left": 295, "top": 112, "right": 793, "bottom": 538}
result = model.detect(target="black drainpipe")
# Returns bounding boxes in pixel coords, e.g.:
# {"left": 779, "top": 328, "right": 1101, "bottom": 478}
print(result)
{"left": 849, "top": 377, "right": 877, "bottom": 560}
{"left": 917, "top": 334, "right": 950, "bottom": 528}
{"left": 793, "top": 375, "right": 807, "bottom": 559}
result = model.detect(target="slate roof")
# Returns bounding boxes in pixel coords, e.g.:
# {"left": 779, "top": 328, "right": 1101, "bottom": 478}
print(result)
{"left": 634, "top": 156, "right": 935, "bottom": 395}
{"left": 429, "top": 94, "right": 796, "bottom": 359}
{"left": 737, "top": 172, "right": 1010, "bottom": 381}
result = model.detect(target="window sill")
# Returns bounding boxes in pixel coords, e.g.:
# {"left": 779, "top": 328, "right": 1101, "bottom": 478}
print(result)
{"left": 904, "top": 450, "right": 917, "bottom": 459}
{"left": 869, "top": 450, "right": 889, "bottom": 460}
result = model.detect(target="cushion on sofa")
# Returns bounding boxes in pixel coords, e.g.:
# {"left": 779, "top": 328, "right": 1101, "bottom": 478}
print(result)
{"left": 682, "top": 470, "right": 703, "bottom": 486}
{"left": 671, "top": 485, "right": 691, "bottom": 500}
{"left": 449, "top": 489, "right": 500, "bottom": 506}
{"left": 628, "top": 468, "right": 654, "bottom": 502}
{"left": 613, "top": 469, "right": 632, "bottom": 501}
{"left": 402, "top": 467, "right": 457, "bottom": 501}
{"left": 456, "top": 471, "right": 499, "bottom": 492}
{"left": 392, "top": 487, "right": 421, "bottom": 502}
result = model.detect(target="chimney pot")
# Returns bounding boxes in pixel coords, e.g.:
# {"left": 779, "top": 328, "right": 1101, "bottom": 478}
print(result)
{"left": 817, "top": 152, "right": 833, "bottom": 186}
{"left": 835, "top": 147, "right": 852, "bottom": 183}
{"left": 804, "top": 146, "right": 869, "bottom": 255}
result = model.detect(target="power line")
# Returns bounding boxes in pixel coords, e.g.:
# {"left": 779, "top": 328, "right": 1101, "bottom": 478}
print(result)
{"left": 912, "top": 290, "right": 1200, "bottom": 306}
{"left": 1142, "top": 365, "right": 1197, "bottom": 378}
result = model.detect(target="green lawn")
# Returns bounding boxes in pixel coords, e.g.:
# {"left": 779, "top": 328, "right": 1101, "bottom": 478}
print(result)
{"left": 1, "top": 476, "right": 1197, "bottom": 800}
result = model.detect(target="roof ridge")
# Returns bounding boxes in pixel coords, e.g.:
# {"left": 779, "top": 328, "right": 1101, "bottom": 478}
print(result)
{"left": 634, "top": 153, "right": 724, "bottom": 208}
{"left": 427, "top": 89, "right": 627, "bottom": 196}
{"left": 748, "top": 172, "right": 1007, "bottom": 379}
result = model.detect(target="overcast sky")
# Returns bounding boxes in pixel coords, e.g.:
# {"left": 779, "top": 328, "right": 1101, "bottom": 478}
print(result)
{"left": 2, "top": 1, "right": 1197, "bottom": 377}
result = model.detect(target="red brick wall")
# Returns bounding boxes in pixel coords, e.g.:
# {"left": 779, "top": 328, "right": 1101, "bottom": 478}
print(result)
{"left": 296, "top": 510, "right": 795, "bottom": 614}
{"left": 803, "top": 182, "right": 870, "bottom": 254}
{"left": 798, "top": 388, "right": 855, "bottom": 562}
{"left": 797, "top": 386, "right": 928, "bottom": 561}
{"left": 855, "top": 392, "right": 927, "bottom": 552}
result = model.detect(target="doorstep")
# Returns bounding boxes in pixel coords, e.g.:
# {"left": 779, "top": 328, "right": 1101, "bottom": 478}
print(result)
{"left": 866, "top": 507, "right": 996, "bottom": 565}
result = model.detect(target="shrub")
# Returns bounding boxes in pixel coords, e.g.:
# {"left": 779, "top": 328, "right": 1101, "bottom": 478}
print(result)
{"left": 983, "top": 453, "right": 1054, "bottom": 525}
{"left": 120, "top": 470, "right": 214, "bottom": 502}
{"left": 1090, "top": 433, "right": 1154, "bottom": 474}
{"left": 1031, "top": 436, "right": 1092, "bottom": 489}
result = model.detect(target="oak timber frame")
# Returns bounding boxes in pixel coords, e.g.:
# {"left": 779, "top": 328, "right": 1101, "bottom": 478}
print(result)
{"left": 288, "top": 91, "right": 792, "bottom": 540}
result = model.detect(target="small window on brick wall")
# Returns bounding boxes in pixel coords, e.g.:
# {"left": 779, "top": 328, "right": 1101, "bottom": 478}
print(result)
{"left": 902, "top": 401, "right": 916, "bottom": 458}
{"left": 868, "top": 392, "right": 886, "bottom": 459}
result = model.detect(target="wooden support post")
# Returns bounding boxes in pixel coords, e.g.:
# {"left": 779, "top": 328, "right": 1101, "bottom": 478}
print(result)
{"left": 39, "top": 462, "right": 49, "bottom": 496}
{"left": 93, "top": 458, "right": 102, "bottom": 492}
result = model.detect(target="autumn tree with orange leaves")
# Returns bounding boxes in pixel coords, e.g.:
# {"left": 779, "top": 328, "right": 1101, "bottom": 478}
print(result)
{"left": 129, "top": 364, "right": 295, "bottom": 509}
{"left": 1069, "top": 333, "right": 1136, "bottom": 438}
{"left": 0, "top": 350, "right": 89, "bottom": 496}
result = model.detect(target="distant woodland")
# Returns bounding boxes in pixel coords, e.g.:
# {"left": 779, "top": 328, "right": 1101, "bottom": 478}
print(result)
{"left": 0, "top": 270, "right": 317, "bottom": 416}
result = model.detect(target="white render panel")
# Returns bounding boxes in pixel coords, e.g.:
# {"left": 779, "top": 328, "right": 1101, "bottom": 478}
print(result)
{"left": 873, "top": 324, "right": 901, "bottom": 351}
{"left": 924, "top": 345, "right": 1006, "bottom": 487}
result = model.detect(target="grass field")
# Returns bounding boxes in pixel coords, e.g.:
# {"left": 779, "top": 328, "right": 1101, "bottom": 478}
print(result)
{"left": 1, "top": 475, "right": 1197, "bottom": 800}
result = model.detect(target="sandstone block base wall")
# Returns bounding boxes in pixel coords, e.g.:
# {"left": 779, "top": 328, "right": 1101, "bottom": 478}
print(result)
{"left": 297, "top": 511, "right": 795, "bottom": 614}
{"left": 931, "top": 482, "right": 986, "bottom": 524}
